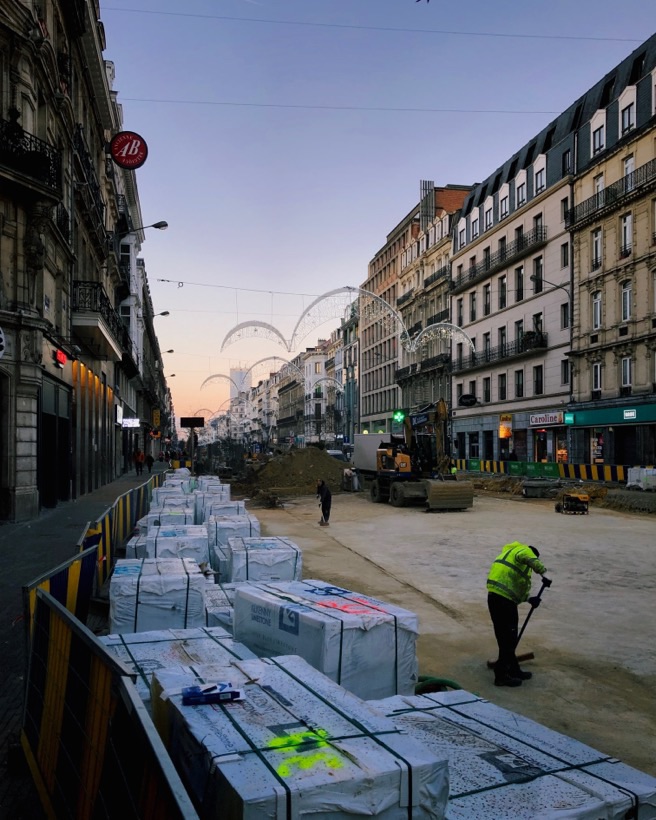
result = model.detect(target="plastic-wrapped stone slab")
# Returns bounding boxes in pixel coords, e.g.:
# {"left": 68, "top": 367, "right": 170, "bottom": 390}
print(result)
{"left": 98, "top": 625, "right": 256, "bottom": 710}
{"left": 147, "top": 507, "right": 196, "bottom": 528}
{"left": 145, "top": 525, "right": 210, "bottom": 566}
{"left": 196, "top": 477, "right": 224, "bottom": 491}
{"left": 125, "top": 533, "right": 147, "bottom": 559}
{"left": 195, "top": 489, "right": 232, "bottom": 522}
{"left": 151, "top": 655, "right": 449, "bottom": 820}
{"left": 132, "top": 515, "right": 149, "bottom": 536}
{"left": 200, "top": 499, "right": 243, "bottom": 525}
{"left": 151, "top": 487, "right": 194, "bottom": 507}
{"left": 206, "top": 514, "right": 260, "bottom": 548}
{"left": 205, "top": 582, "right": 238, "bottom": 631}
{"left": 233, "top": 579, "right": 418, "bottom": 699}
{"left": 367, "top": 691, "right": 656, "bottom": 819}
{"left": 211, "top": 544, "right": 230, "bottom": 582}
{"left": 109, "top": 558, "right": 207, "bottom": 634}
{"left": 227, "top": 536, "right": 302, "bottom": 583}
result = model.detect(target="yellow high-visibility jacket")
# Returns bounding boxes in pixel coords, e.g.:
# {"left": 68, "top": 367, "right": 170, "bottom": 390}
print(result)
{"left": 487, "top": 541, "right": 547, "bottom": 604}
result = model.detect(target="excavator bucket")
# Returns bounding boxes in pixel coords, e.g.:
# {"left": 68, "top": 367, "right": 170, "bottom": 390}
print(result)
{"left": 424, "top": 479, "right": 474, "bottom": 511}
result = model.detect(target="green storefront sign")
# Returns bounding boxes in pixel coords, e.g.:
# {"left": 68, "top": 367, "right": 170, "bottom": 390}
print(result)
{"left": 565, "top": 403, "right": 656, "bottom": 426}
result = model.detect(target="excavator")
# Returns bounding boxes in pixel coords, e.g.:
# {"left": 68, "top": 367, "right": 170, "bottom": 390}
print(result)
{"left": 370, "top": 399, "right": 474, "bottom": 511}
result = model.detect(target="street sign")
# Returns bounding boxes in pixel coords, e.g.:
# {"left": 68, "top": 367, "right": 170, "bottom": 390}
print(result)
{"left": 458, "top": 394, "right": 477, "bottom": 407}
{"left": 152, "top": 409, "right": 160, "bottom": 427}
{"left": 180, "top": 416, "right": 205, "bottom": 428}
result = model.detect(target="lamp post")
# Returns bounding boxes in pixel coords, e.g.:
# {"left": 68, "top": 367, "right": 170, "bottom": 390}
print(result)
{"left": 154, "top": 311, "right": 170, "bottom": 317}
{"left": 118, "top": 221, "right": 168, "bottom": 240}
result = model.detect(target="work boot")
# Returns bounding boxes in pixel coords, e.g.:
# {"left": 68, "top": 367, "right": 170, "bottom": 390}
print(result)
{"left": 512, "top": 668, "right": 533, "bottom": 680}
{"left": 494, "top": 675, "right": 522, "bottom": 687}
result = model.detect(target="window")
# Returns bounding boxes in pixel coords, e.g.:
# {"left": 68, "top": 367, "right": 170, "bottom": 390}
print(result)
{"left": 459, "top": 228, "right": 465, "bottom": 248}
{"left": 515, "top": 266, "right": 524, "bottom": 301}
{"left": 535, "top": 168, "right": 545, "bottom": 193}
{"left": 561, "top": 302, "right": 570, "bottom": 329}
{"left": 561, "top": 197, "right": 569, "bottom": 221}
{"left": 592, "top": 291, "right": 602, "bottom": 330}
{"left": 592, "top": 362, "right": 602, "bottom": 391}
{"left": 561, "top": 359, "right": 570, "bottom": 386}
{"left": 498, "top": 373, "right": 507, "bottom": 400}
{"left": 471, "top": 218, "right": 479, "bottom": 238}
{"left": 469, "top": 292, "right": 477, "bottom": 322}
{"left": 562, "top": 149, "right": 571, "bottom": 175}
{"left": 621, "top": 102, "right": 635, "bottom": 134}
{"left": 500, "top": 196, "right": 509, "bottom": 219}
{"left": 594, "top": 173, "right": 604, "bottom": 194}
{"left": 561, "top": 242, "right": 569, "bottom": 268}
{"left": 456, "top": 343, "right": 463, "bottom": 367}
{"left": 469, "top": 380, "right": 476, "bottom": 396}
{"left": 469, "top": 255, "right": 477, "bottom": 272}
{"left": 515, "top": 320, "right": 524, "bottom": 342}
{"left": 314, "top": 362, "right": 323, "bottom": 374}
{"left": 498, "top": 236, "right": 507, "bottom": 259}
{"left": 532, "top": 257, "right": 543, "bottom": 293}
{"left": 533, "top": 213, "right": 543, "bottom": 232}
{"left": 515, "top": 369, "right": 524, "bottom": 398}
{"left": 483, "top": 377, "right": 491, "bottom": 403}
{"left": 624, "top": 155, "right": 635, "bottom": 189}
{"left": 516, "top": 183, "right": 526, "bottom": 206}
{"left": 483, "top": 246, "right": 491, "bottom": 269}
{"left": 621, "top": 356, "right": 632, "bottom": 387}
{"left": 533, "top": 365, "right": 544, "bottom": 395}
{"left": 498, "top": 275, "right": 507, "bottom": 309}
{"left": 621, "top": 280, "right": 632, "bottom": 322}
{"left": 592, "top": 125, "right": 605, "bottom": 154}
{"left": 484, "top": 284, "right": 491, "bottom": 316}
{"left": 456, "top": 382, "right": 463, "bottom": 400}
{"left": 592, "top": 229, "right": 602, "bottom": 269}
{"left": 533, "top": 312, "right": 543, "bottom": 334}
{"left": 498, "top": 327, "right": 507, "bottom": 354}
{"left": 457, "top": 298, "right": 463, "bottom": 326}
{"left": 483, "top": 332, "right": 491, "bottom": 360}
{"left": 620, "top": 213, "right": 632, "bottom": 257}
{"left": 484, "top": 208, "right": 493, "bottom": 230}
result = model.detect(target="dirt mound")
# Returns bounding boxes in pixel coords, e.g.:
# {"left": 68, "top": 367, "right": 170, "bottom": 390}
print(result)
{"left": 598, "top": 489, "right": 656, "bottom": 515}
{"left": 233, "top": 448, "right": 347, "bottom": 502}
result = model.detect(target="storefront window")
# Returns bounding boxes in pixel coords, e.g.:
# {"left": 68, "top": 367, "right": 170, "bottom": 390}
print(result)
{"left": 469, "top": 432, "right": 479, "bottom": 458}
{"left": 534, "top": 429, "right": 548, "bottom": 462}
{"left": 591, "top": 428, "right": 605, "bottom": 464}
{"left": 555, "top": 428, "right": 568, "bottom": 463}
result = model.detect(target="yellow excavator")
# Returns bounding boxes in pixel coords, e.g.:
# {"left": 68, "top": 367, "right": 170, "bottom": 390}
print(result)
{"left": 370, "top": 399, "right": 474, "bottom": 511}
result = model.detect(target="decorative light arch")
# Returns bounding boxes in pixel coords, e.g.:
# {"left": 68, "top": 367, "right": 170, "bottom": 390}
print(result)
{"left": 199, "top": 373, "right": 244, "bottom": 392}
{"left": 220, "top": 321, "right": 291, "bottom": 353}
{"left": 242, "top": 356, "right": 303, "bottom": 384}
{"left": 313, "top": 376, "right": 344, "bottom": 393}
{"left": 411, "top": 321, "right": 475, "bottom": 352}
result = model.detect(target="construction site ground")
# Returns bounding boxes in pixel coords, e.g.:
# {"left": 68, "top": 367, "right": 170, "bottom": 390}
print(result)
{"left": 247, "top": 477, "right": 655, "bottom": 777}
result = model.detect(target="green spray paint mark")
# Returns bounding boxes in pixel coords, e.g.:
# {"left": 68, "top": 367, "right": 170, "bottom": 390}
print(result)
{"left": 267, "top": 729, "right": 344, "bottom": 777}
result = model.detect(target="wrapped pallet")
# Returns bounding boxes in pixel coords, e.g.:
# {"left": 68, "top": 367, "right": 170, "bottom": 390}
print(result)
{"left": 99, "top": 625, "right": 256, "bottom": 710}
{"left": 194, "top": 488, "right": 232, "bottom": 523}
{"left": 132, "top": 515, "right": 149, "bottom": 536}
{"left": 226, "top": 536, "right": 302, "bottom": 583}
{"left": 211, "top": 544, "right": 230, "bottom": 582}
{"left": 147, "top": 507, "right": 195, "bottom": 528}
{"left": 151, "top": 488, "right": 194, "bottom": 507}
{"left": 233, "top": 579, "right": 418, "bottom": 699}
{"left": 206, "top": 513, "right": 260, "bottom": 548}
{"left": 196, "top": 477, "right": 224, "bottom": 491}
{"left": 125, "top": 533, "right": 147, "bottom": 559}
{"left": 204, "top": 582, "right": 237, "bottom": 631}
{"left": 146, "top": 525, "right": 210, "bottom": 566}
{"left": 109, "top": 558, "right": 207, "bottom": 634}
{"left": 151, "top": 655, "right": 449, "bottom": 820}
{"left": 203, "top": 499, "right": 244, "bottom": 522}
{"left": 368, "top": 690, "right": 656, "bottom": 819}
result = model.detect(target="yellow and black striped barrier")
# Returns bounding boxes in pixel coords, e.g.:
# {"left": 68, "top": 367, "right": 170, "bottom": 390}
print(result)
{"left": 21, "top": 589, "right": 199, "bottom": 819}
{"left": 458, "top": 460, "right": 630, "bottom": 483}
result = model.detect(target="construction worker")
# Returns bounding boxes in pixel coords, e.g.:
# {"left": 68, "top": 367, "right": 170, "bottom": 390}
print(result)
{"left": 316, "top": 479, "right": 332, "bottom": 526}
{"left": 487, "top": 541, "right": 551, "bottom": 687}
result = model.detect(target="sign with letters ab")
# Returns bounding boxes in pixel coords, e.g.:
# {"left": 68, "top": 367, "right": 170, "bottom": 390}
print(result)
{"left": 109, "top": 131, "right": 148, "bottom": 169}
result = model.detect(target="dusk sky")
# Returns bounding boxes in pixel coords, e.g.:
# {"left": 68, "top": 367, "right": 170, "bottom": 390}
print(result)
{"left": 101, "top": 1, "right": 652, "bottom": 422}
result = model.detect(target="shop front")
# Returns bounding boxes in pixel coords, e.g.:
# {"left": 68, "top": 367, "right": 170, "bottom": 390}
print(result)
{"left": 529, "top": 410, "right": 568, "bottom": 463}
{"left": 566, "top": 402, "right": 656, "bottom": 466}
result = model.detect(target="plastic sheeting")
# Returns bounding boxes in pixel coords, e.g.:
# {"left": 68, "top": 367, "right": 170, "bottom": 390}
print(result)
{"left": 147, "top": 508, "right": 196, "bottom": 528}
{"left": 109, "top": 558, "right": 208, "bottom": 634}
{"left": 145, "top": 525, "right": 211, "bottom": 566}
{"left": 226, "top": 536, "right": 302, "bottom": 583}
{"left": 206, "top": 514, "right": 260, "bottom": 548}
{"left": 152, "top": 655, "right": 449, "bottom": 820}
{"left": 368, "top": 690, "right": 656, "bottom": 820}
{"left": 204, "top": 583, "right": 238, "bottom": 631}
{"left": 233, "top": 579, "right": 418, "bottom": 699}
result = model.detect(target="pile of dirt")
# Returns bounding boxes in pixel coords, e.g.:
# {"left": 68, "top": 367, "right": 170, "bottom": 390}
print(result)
{"left": 232, "top": 448, "right": 347, "bottom": 502}
{"left": 597, "top": 489, "right": 656, "bottom": 515}
{"left": 472, "top": 475, "right": 524, "bottom": 495}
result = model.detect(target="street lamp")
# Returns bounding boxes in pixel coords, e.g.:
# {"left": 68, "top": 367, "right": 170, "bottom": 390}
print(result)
{"left": 164, "top": 349, "right": 174, "bottom": 353}
{"left": 169, "top": 374, "right": 176, "bottom": 378}
{"left": 118, "top": 221, "right": 168, "bottom": 240}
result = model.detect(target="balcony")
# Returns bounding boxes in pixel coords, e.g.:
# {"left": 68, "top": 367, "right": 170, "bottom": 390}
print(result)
{"left": 397, "top": 290, "right": 414, "bottom": 308}
{"left": 424, "top": 265, "right": 450, "bottom": 288}
{"left": 566, "top": 157, "right": 656, "bottom": 228}
{"left": 73, "top": 125, "right": 108, "bottom": 254}
{"left": 54, "top": 203, "right": 71, "bottom": 242}
{"left": 450, "top": 227, "right": 548, "bottom": 293}
{"left": 426, "top": 309, "right": 450, "bottom": 325}
{"left": 421, "top": 353, "right": 450, "bottom": 372}
{"left": 0, "top": 114, "right": 61, "bottom": 193}
{"left": 451, "top": 332, "right": 548, "bottom": 374}
{"left": 72, "top": 280, "right": 138, "bottom": 369}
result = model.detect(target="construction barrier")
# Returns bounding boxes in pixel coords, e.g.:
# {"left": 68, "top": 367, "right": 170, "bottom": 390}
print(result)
{"left": 21, "top": 589, "right": 199, "bottom": 820}
{"left": 457, "top": 459, "right": 630, "bottom": 483}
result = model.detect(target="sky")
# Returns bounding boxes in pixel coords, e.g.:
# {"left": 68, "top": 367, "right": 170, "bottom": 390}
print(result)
{"left": 100, "top": 1, "right": 654, "bottom": 422}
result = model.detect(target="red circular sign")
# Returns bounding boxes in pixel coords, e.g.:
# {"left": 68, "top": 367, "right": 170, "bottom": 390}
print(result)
{"left": 109, "top": 131, "right": 148, "bottom": 169}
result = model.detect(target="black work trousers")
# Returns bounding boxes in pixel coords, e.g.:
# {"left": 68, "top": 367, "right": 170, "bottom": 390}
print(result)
{"left": 487, "top": 591, "right": 520, "bottom": 677}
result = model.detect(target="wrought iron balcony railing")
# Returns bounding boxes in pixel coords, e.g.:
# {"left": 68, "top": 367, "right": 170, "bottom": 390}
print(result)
{"left": 566, "top": 158, "right": 656, "bottom": 228}
{"left": 72, "top": 280, "right": 136, "bottom": 361}
{"left": 424, "top": 265, "right": 450, "bottom": 288}
{"left": 73, "top": 125, "right": 106, "bottom": 226}
{"left": 0, "top": 116, "right": 61, "bottom": 190}
{"left": 426, "top": 309, "right": 450, "bottom": 325}
{"left": 397, "top": 289, "right": 414, "bottom": 308}
{"left": 451, "top": 332, "right": 548, "bottom": 374}
{"left": 451, "top": 226, "right": 548, "bottom": 293}
{"left": 55, "top": 203, "right": 71, "bottom": 241}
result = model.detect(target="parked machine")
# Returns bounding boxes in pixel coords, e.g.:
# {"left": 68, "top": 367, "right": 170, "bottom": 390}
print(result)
{"left": 354, "top": 400, "right": 474, "bottom": 511}
{"left": 555, "top": 492, "right": 589, "bottom": 514}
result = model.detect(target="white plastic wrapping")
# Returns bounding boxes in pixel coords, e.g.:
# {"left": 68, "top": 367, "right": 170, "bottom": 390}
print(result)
{"left": 206, "top": 514, "right": 260, "bottom": 548}
{"left": 150, "top": 488, "right": 194, "bottom": 508}
{"left": 368, "top": 690, "right": 656, "bottom": 820}
{"left": 147, "top": 507, "right": 195, "bottom": 528}
{"left": 125, "top": 533, "right": 147, "bottom": 559}
{"left": 145, "top": 525, "right": 210, "bottom": 566}
{"left": 99, "top": 625, "right": 256, "bottom": 709}
{"left": 195, "top": 488, "right": 232, "bottom": 522}
{"left": 201, "top": 499, "right": 243, "bottom": 522}
{"left": 227, "top": 536, "right": 302, "bottom": 583}
{"left": 232, "top": 579, "right": 418, "bottom": 699}
{"left": 204, "top": 583, "right": 238, "bottom": 631}
{"left": 152, "top": 655, "right": 449, "bottom": 820}
{"left": 109, "top": 558, "right": 207, "bottom": 634}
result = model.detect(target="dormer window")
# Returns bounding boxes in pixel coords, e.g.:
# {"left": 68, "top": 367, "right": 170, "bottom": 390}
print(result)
{"left": 535, "top": 168, "right": 545, "bottom": 194}
{"left": 593, "top": 125, "right": 605, "bottom": 154}
{"left": 621, "top": 102, "right": 635, "bottom": 134}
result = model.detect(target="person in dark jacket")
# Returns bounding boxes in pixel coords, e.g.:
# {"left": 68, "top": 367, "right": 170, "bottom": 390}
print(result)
{"left": 487, "top": 541, "right": 551, "bottom": 687}
{"left": 316, "top": 479, "right": 332, "bottom": 526}
{"left": 145, "top": 453, "right": 155, "bottom": 474}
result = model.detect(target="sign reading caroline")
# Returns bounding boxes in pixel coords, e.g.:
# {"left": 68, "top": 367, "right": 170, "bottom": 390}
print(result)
{"left": 109, "top": 131, "right": 148, "bottom": 169}
{"left": 529, "top": 411, "right": 564, "bottom": 426}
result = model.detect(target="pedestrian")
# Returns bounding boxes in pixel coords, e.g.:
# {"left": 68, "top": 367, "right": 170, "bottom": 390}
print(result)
{"left": 135, "top": 449, "right": 145, "bottom": 475}
{"left": 316, "top": 479, "right": 332, "bottom": 527}
{"left": 486, "top": 541, "right": 551, "bottom": 687}
{"left": 145, "top": 453, "right": 154, "bottom": 474}
{"left": 133, "top": 449, "right": 141, "bottom": 474}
